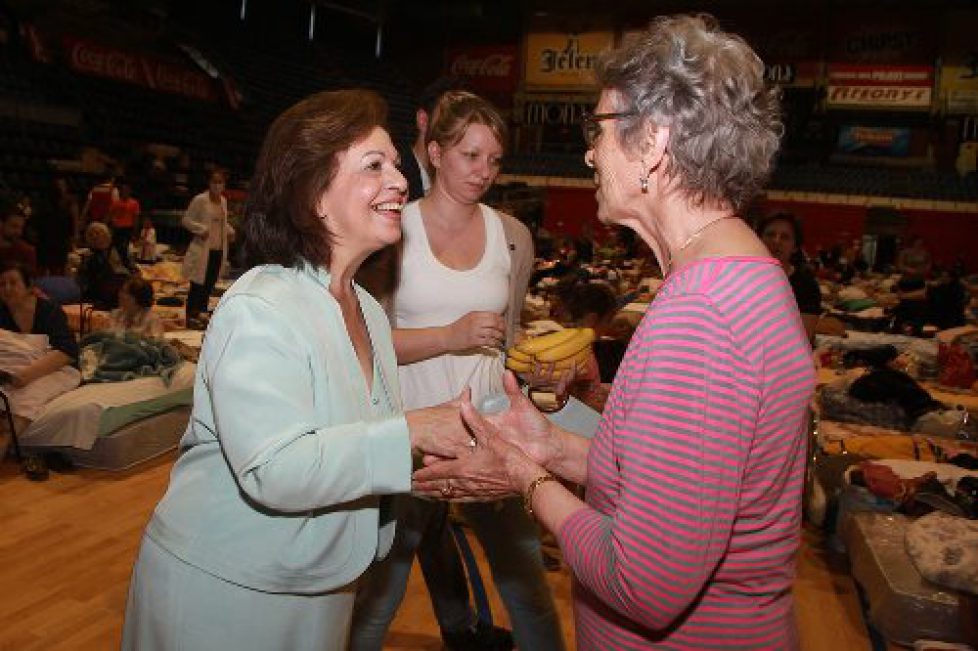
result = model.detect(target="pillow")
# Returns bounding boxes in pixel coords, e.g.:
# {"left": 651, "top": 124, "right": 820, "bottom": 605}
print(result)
{"left": 905, "top": 510, "right": 978, "bottom": 596}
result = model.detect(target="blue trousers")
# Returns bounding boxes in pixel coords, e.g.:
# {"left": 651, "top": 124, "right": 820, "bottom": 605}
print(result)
{"left": 351, "top": 495, "right": 565, "bottom": 651}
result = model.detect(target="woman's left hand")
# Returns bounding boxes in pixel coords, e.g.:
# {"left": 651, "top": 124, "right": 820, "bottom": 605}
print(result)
{"left": 412, "top": 389, "right": 542, "bottom": 501}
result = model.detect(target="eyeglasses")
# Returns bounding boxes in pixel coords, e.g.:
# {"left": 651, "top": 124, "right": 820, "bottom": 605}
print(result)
{"left": 581, "top": 111, "right": 637, "bottom": 148}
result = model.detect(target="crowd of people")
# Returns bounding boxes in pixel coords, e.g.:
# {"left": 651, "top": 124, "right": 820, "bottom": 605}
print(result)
{"left": 117, "top": 14, "right": 817, "bottom": 651}
{"left": 2, "top": 11, "right": 972, "bottom": 651}
{"left": 0, "top": 160, "right": 235, "bottom": 478}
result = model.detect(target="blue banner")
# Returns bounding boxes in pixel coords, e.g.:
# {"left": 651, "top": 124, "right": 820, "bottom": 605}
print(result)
{"left": 837, "top": 125, "right": 911, "bottom": 156}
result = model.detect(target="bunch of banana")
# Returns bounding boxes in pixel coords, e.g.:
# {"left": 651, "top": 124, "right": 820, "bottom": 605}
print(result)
{"left": 505, "top": 327, "right": 595, "bottom": 377}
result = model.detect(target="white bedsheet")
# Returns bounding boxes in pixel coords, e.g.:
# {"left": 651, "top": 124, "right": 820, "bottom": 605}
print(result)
{"left": 21, "top": 362, "right": 196, "bottom": 450}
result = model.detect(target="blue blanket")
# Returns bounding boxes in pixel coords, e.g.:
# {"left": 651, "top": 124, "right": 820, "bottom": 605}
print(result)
{"left": 79, "top": 332, "right": 183, "bottom": 385}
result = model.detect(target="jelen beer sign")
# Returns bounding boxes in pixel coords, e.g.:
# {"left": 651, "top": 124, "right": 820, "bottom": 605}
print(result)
{"left": 524, "top": 32, "right": 613, "bottom": 90}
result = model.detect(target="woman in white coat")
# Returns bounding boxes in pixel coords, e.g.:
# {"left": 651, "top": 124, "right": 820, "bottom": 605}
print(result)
{"left": 182, "top": 169, "right": 234, "bottom": 326}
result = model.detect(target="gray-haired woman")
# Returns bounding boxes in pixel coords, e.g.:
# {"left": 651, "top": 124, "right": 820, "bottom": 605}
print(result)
{"left": 415, "top": 14, "right": 816, "bottom": 649}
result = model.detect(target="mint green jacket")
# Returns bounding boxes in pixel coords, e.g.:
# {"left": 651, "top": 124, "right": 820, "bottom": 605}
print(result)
{"left": 146, "top": 264, "right": 411, "bottom": 594}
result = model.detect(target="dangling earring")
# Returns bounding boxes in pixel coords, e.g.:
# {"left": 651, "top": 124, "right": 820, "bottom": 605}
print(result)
{"left": 640, "top": 175, "right": 649, "bottom": 193}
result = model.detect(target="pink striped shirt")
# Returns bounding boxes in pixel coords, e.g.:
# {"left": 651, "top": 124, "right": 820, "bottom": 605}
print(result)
{"left": 558, "top": 257, "right": 815, "bottom": 649}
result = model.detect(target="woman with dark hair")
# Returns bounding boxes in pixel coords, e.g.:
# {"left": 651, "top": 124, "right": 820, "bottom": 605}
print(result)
{"left": 0, "top": 262, "right": 80, "bottom": 461}
{"left": 109, "top": 276, "right": 163, "bottom": 338}
{"left": 758, "top": 211, "right": 822, "bottom": 339}
{"left": 181, "top": 169, "right": 233, "bottom": 327}
{"left": 415, "top": 15, "right": 815, "bottom": 649}
{"left": 122, "top": 90, "right": 476, "bottom": 651}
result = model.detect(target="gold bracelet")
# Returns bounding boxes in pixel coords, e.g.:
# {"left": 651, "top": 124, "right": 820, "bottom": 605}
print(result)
{"left": 524, "top": 474, "right": 557, "bottom": 517}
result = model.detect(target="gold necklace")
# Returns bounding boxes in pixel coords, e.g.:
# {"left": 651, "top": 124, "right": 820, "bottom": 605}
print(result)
{"left": 677, "top": 215, "right": 733, "bottom": 252}
{"left": 662, "top": 215, "right": 733, "bottom": 275}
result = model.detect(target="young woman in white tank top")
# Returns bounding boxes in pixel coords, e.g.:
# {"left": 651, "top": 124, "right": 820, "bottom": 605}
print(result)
{"left": 352, "top": 92, "right": 565, "bottom": 651}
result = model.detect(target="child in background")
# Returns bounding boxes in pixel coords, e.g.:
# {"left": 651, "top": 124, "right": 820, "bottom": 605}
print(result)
{"left": 109, "top": 276, "right": 163, "bottom": 338}
{"left": 136, "top": 219, "right": 158, "bottom": 263}
{"left": 551, "top": 278, "right": 622, "bottom": 411}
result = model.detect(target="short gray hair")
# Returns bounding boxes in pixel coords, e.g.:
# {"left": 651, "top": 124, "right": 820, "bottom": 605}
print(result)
{"left": 84, "top": 221, "right": 111, "bottom": 244}
{"left": 595, "top": 14, "right": 782, "bottom": 212}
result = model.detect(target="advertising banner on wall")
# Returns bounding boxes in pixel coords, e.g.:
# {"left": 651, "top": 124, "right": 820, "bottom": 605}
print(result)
{"left": 63, "top": 36, "right": 218, "bottom": 103}
{"left": 732, "top": 11, "right": 823, "bottom": 89}
{"left": 444, "top": 45, "right": 519, "bottom": 96}
{"left": 837, "top": 125, "right": 912, "bottom": 156}
{"left": 826, "top": 64, "right": 933, "bottom": 110}
{"left": 939, "top": 10, "right": 978, "bottom": 114}
{"left": 828, "top": 9, "right": 936, "bottom": 64}
{"left": 764, "top": 61, "right": 820, "bottom": 88}
{"left": 941, "top": 67, "right": 978, "bottom": 115}
{"left": 519, "top": 94, "right": 594, "bottom": 127}
{"left": 524, "top": 32, "right": 613, "bottom": 90}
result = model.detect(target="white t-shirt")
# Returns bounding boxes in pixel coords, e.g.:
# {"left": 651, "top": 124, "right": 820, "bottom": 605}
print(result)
{"left": 394, "top": 201, "right": 511, "bottom": 410}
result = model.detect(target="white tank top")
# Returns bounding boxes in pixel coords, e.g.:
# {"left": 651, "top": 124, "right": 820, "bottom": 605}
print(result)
{"left": 394, "top": 201, "right": 511, "bottom": 410}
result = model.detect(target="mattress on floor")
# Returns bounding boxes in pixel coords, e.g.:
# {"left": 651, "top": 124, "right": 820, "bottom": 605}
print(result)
{"left": 55, "top": 406, "right": 190, "bottom": 470}
{"left": 842, "top": 511, "right": 966, "bottom": 646}
{"left": 21, "top": 362, "right": 195, "bottom": 450}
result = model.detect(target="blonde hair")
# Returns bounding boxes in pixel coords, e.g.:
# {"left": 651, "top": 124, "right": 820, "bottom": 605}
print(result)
{"left": 425, "top": 91, "right": 507, "bottom": 152}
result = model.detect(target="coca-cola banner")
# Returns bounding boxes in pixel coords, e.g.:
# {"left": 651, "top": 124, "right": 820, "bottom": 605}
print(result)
{"left": 826, "top": 64, "right": 933, "bottom": 110}
{"left": 524, "top": 32, "right": 614, "bottom": 90}
{"left": 63, "top": 36, "right": 218, "bottom": 103}
{"left": 444, "top": 45, "right": 519, "bottom": 95}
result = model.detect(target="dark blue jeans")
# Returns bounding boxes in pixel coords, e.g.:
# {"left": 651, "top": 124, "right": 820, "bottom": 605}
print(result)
{"left": 186, "top": 250, "right": 223, "bottom": 319}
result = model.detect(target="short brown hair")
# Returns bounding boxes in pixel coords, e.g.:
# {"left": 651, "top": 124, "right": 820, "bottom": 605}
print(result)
{"left": 240, "top": 90, "right": 389, "bottom": 269}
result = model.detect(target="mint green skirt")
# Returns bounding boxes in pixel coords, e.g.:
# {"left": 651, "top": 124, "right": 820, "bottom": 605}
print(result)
{"left": 121, "top": 535, "right": 356, "bottom": 650}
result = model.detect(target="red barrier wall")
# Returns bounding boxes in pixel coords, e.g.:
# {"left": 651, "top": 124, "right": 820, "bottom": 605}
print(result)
{"left": 539, "top": 185, "right": 978, "bottom": 271}
{"left": 761, "top": 198, "right": 978, "bottom": 271}
{"left": 542, "top": 186, "right": 600, "bottom": 237}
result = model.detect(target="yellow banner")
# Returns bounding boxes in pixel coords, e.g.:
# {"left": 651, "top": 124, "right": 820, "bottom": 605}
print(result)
{"left": 524, "top": 32, "right": 614, "bottom": 90}
{"left": 940, "top": 65, "right": 978, "bottom": 114}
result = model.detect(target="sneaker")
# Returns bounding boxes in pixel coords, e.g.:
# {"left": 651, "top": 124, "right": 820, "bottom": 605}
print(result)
{"left": 22, "top": 454, "right": 49, "bottom": 481}
{"left": 186, "top": 317, "right": 208, "bottom": 331}
{"left": 442, "top": 621, "right": 514, "bottom": 651}
{"left": 43, "top": 452, "right": 74, "bottom": 473}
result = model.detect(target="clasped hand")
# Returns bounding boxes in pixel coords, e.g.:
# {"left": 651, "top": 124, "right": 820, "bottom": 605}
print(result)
{"left": 412, "top": 373, "right": 557, "bottom": 501}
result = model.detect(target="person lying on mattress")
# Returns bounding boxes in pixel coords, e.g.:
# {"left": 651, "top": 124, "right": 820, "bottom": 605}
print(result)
{"left": 0, "top": 261, "right": 81, "bottom": 469}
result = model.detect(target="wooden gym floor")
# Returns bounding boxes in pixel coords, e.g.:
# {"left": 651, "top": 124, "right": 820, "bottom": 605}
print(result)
{"left": 0, "top": 452, "right": 884, "bottom": 650}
